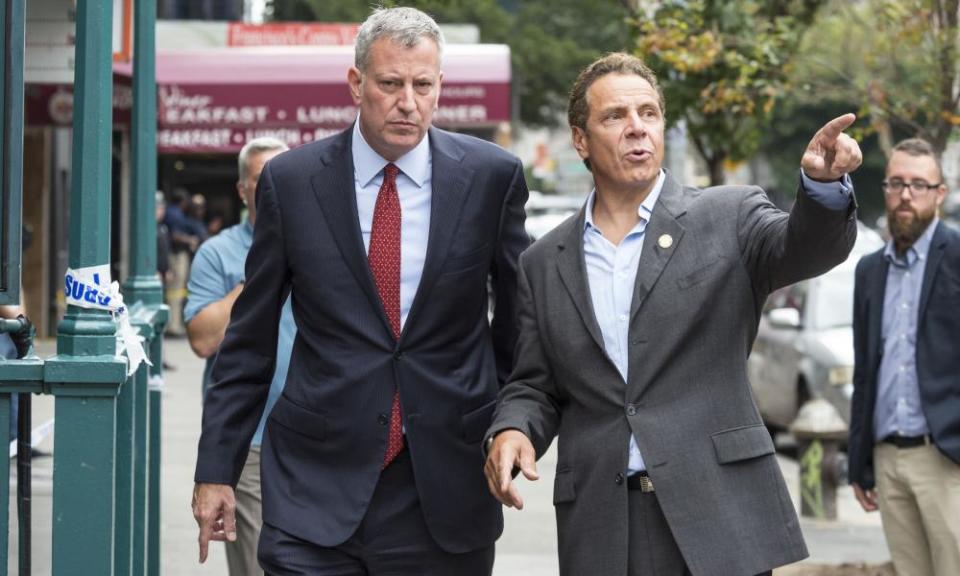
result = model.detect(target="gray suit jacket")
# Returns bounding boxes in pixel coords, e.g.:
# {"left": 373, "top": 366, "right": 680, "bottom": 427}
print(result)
{"left": 489, "top": 174, "right": 857, "bottom": 576}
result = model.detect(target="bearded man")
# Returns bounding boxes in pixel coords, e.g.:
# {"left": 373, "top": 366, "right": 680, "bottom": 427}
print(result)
{"left": 849, "top": 137, "right": 960, "bottom": 576}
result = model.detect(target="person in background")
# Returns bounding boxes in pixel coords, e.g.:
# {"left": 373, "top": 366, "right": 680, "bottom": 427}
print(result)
{"left": 156, "top": 191, "right": 172, "bottom": 290}
{"left": 849, "top": 137, "right": 960, "bottom": 576}
{"left": 164, "top": 188, "right": 200, "bottom": 337}
{"left": 187, "top": 194, "right": 210, "bottom": 246}
{"left": 1, "top": 298, "right": 33, "bottom": 444}
{"left": 206, "top": 210, "right": 226, "bottom": 237}
{"left": 155, "top": 192, "right": 176, "bottom": 371}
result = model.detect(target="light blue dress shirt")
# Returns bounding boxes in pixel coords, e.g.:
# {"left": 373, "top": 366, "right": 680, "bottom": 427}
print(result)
{"left": 352, "top": 120, "right": 432, "bottom": 329}
{"left": 583, "top": 170, "right": 852, "bottom": 475}
{"left": 873, "top": 219, "right": 938, "bottom": 441}
{"left": 185, "top": 221, "right": 295, "bottom": 446}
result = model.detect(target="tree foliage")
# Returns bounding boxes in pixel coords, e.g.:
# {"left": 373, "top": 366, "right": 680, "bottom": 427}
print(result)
{"left": 266, "top": 0, "right": 633, "bottom": 127}
{"left": 632, "top": 0, "right": 825, "bottom": 184}
{"left": 790, "top": 0, "right": 960, "bottom": 157}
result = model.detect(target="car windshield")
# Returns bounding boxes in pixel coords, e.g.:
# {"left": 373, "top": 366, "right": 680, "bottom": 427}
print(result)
{"left": 808, "top": 266, "right": 854, "bottom": 330}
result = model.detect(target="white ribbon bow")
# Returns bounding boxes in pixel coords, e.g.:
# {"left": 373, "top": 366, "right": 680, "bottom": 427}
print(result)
{"left": 64, "top": 264, "right": 152, "bottom": 377}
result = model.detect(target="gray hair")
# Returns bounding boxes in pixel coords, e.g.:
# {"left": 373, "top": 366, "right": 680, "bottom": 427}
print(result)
{"left": 238, "top": 137, "right": 289, "bottom": 182}
{"left": 354, "top": 7, "right": 444, "bottom": 72}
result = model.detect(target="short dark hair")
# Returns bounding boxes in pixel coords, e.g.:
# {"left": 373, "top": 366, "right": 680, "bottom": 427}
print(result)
{"left": 891, "top": 138, "right": 942, "bottom": 180}
{"left": 170, "top": 188, "right": 189, "bottom": 206}
{"left": 567, "top": 52, "right": 665, "bottom": 133}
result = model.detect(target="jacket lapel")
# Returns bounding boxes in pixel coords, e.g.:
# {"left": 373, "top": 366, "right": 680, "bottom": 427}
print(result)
{"left": 630, "top": 175, "right": 686, "bottom": 322}
{"left": 311, "top": 126, "right": 393, "bottom": 337}
{"left": 402, "top": 128, "right": 474, "bottom": 340}
{"left": 865, "top": 251, "right": 888, "bottom": 379}
{"left": 918, "top": 221, "right": 946, "bottom": 323}
{"left": 555, "top": 207, "right": 606, "bottom": 354}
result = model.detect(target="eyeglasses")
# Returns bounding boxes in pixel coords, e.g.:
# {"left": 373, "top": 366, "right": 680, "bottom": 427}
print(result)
{"left": 881, "top": 179, "right": 941, "bottom": 197}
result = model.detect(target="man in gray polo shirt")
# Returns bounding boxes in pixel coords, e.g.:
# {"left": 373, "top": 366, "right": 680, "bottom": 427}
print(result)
{"left": 185, "top": 137, "right": 292, "bottom": 576}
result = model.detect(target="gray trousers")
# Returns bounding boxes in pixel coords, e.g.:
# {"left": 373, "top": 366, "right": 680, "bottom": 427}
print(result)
{"left": 226, "top": 445, "right": 264, "bottom": 576}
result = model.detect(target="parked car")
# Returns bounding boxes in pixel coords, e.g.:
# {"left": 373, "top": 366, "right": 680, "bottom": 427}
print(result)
{"left": 748, "top": 223, "right": 885, "bottom": 430}
{"left": 524, "top": 191, "right": 585, "bottom": 241}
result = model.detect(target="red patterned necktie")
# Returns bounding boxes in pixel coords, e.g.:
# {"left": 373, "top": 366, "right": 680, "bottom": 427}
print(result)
{"left": 369, "top": 163, "right": 404, "bottom": 468}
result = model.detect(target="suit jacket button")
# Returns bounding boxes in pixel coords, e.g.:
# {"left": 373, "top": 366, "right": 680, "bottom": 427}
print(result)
{"left": 394, "top": 351, "right": 403, "bottom": 360}
{"left": 626, "top": 405, "right": 637, "bottom": 416}
{"left": 615, "top": 472, "right": 624, "bottom": 485}
{"left": 378, "top": 413, "right": 389, "bottom": 425}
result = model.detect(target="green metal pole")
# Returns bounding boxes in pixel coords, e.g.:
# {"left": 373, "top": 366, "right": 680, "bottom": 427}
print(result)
{"left": 123, "top": 0, "right": 160, "bottom": 305}
{"left": 114, "top": 369, "right": 135, "bottom": 576}
{"left": 0, "top": 393, "right": 10, "bottom": 576}
{"left": 48, "top": 1, "right": 127, "bottom": 575}
{"left": 147, "top": 336, "right": 163, "bottom": 576}
{"left": 123, "top": 3, "right": 163, "bottom": 574}
{"left": 131, "top": 327, "right": 149, "bottom": 576}
{"left": 0, "top": 1, "right": 25, "bottom": 571}
{"left": 0, "top": 0, "right": 25, "bottom": 307}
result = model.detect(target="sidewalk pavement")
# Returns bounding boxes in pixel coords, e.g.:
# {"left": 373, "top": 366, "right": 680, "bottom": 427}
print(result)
{"left": 8, "top": 337, "right": 890, "bottom": 574}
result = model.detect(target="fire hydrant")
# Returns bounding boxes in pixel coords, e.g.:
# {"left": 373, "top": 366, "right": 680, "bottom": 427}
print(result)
{"left": 790, "top": 398, "right": 848, "bottom": 520}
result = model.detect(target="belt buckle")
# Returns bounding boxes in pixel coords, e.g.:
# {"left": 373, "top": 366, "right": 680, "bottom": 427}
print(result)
{"left": 639, "top": 474, "right": 655, "bottom": 493}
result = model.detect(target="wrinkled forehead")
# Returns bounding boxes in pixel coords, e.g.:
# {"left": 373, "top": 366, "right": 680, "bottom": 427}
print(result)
{"left": 586, "top": 73, "right": 659, "bottom": 113}
{"left": 366, "top": 36, "right": 442, "bottom": 73}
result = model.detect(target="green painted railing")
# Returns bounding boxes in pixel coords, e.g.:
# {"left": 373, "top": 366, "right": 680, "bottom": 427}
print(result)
{"left": 0, "top": 0, "right": 166, "bottom": 573}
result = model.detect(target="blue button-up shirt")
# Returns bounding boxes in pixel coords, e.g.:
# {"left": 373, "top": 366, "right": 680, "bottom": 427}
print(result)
{"left": 352, "top": 120, "right": 432, "bottom": 329}
{"left": 185, "top": 221, "right": 295, "bottom": 446}
{"left": 583, "top": 170, "right": 852, "bottom": 474}
{"left": 583, "top": 172, "right": 664, "bottom": 474}
{"left": 873, "top": 219, "right": 938, "bottom": 441}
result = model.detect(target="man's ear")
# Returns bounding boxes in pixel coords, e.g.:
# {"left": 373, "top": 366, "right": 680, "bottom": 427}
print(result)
{"left": 347, "top": 67, "right": 363, "bottom": 105}
{"left": 433, "top": 70, "right": 444, "bottom": 112}
{"left": 571, "top": 126, "right": 589, "bottom": 161}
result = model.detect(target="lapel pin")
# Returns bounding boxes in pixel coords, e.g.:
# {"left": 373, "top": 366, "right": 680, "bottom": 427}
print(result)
{"left": 658, "top": 234, "right": 673, "bottom": 249}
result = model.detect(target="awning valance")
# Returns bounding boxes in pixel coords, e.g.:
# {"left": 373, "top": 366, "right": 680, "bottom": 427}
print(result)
{"left": 28, "top": 45, "right": 511, "bottom": 154}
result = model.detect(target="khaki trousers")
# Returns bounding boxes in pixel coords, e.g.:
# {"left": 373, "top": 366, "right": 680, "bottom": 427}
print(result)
{"left": 226, "top": 445, "right": 264, "bottom": 576}
{"left": 874, "top": 442, "right": 960, "bottom": 576}
{"left": 166, "top": 251, "right": 190, "bottom": 335}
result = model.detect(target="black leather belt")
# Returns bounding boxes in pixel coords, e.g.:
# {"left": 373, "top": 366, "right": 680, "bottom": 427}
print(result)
{"left": 882, "top": 434, "right": 933, "bottom": 448}
{"left": 627, "top": 471, "right": 655, "bottom": 493}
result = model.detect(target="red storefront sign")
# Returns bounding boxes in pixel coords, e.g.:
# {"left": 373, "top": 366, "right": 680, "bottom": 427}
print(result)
{"left": 28, "top": 46, "right": 512, "bottom": 154}
{"left": 227, "top": 23, "right": 359, "bottom": 47}
{"left": 153, "top": 81, "right": 509, "bottom": 152}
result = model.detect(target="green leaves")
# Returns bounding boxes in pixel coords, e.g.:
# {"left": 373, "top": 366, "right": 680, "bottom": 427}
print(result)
{"left": 792, "top": 0, "right": 960, "bottom": 155}
{"left": 633, "top": 0, "right": 826, "bottom": 183}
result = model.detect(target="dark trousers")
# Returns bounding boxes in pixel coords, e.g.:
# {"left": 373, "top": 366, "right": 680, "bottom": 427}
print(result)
{"left": 627, "top": 490, "right": 772, "bottom": 576}
{"left": 258, "top": 450, "right": 494, "bottom": 576}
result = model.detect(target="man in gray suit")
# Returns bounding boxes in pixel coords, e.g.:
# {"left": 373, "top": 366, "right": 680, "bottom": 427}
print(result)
{"left": 484, "top": 53, "right": 861, "bottom": 576}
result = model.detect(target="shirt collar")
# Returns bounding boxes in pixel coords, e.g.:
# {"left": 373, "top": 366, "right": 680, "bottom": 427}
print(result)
{"left": 352, "top": 118, "right": 431, "bottom": 188}
{"left": 884, "top": 217, "right": 939, "bottom": 266}
{"left": 584, "top": 170, "right": 666, "bottom": 233}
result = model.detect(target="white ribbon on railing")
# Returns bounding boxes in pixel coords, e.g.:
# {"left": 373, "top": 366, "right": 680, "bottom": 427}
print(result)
{"left": 64, "top": 264, "right": 152, "bottom": 376}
